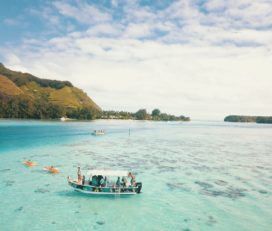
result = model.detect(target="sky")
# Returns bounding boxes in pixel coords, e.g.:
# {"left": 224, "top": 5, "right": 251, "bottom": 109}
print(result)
{"left": 0, "top": 0, "right": 272, "bottom": 120}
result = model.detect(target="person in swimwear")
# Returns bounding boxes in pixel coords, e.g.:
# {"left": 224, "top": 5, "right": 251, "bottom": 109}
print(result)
{"left": 77, "top": 166, "right": 82, "bottom": 183}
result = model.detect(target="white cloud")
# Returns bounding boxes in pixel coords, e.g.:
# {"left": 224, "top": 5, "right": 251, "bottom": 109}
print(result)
{"left": 53, "top": 1, "right": 111, "bottom": 24}
{"left": 204, "top": 0, "right": 226, "bottom": 12}
{"left": 86, "top": 23, "right": 122, "bottom": 37}
{"left": 204, "top": 0, "right": 272, "bottom": 29}
{"left": 123, "top": 5, "right": 157, "bottom": 23}
{"left": 28, "top": 6, "right": 61, "bottom": 27}
{"left": 4, "top": 35, "right": 272, "bottom": 119}
{"left": 123, "top": 23, "right": 153, "bottom": 38}
{"left": 3, "top": 18, "right": 19, "bottom": 26}
{"left": 4, "top": 54, "right": 29, "bottom": 72}
{"left": 2, "top": 0, "right": 272, "bottom": 119}
{"left": 111, "top": 0, "right": 118, "bottom": 8}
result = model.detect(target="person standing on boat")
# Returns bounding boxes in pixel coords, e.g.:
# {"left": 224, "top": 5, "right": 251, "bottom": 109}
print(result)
{"left": 128, "top": 172, "right": 136, "bottom": 186}
{"left": 77, "top": 167, "right": 82, "bottom": 183}
{"left": 131, "top": 175, "right": 136, "bottom": 186}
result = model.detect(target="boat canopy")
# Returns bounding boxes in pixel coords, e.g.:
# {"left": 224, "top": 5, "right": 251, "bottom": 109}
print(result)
{"left": 87, "top": 169, "right": 129, "bottom": 177}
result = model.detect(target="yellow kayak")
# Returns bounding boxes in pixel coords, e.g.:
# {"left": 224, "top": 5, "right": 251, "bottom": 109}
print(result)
{"left": 23, "top": 160, "right": 37, "bottom": 167}
{"left": 43, "top": 166, "right": 60, "bottom": 174}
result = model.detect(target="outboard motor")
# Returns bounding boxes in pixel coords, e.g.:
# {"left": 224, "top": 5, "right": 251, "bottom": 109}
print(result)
{"left": 136, "top": 182, "right": 142, "bottom": 193}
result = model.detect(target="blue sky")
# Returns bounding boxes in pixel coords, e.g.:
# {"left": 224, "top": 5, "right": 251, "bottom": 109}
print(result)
{"left": 1, "top": 0, "right": 272, "bottom": 119}
{"left": 0, "top": 0, "right": 175, "bottom": 46}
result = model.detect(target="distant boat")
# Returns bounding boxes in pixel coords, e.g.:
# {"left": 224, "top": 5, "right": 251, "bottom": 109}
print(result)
{"left": 92, "top": 130, "right": 105, "bottom": 136}
{"left": 67, "top": 169, "right": 142, "bottom": 195}
{"left": 60, "top": 117, "right": 75, "bottom": 122}
{"left": 60, "top": 117, "right": 67, "bottom": 121}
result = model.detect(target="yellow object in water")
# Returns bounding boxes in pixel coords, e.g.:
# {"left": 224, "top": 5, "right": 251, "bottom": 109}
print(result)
{"left": 23, "top": 160, "right": 37, "bottom": 167}
{"left": 43, "top": 166, "right": 60, "bottom": 174}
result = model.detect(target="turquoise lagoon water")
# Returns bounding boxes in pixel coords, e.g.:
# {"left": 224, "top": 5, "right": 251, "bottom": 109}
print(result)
{"left": 0, "top": 119, "right": 271, "bottom": 231}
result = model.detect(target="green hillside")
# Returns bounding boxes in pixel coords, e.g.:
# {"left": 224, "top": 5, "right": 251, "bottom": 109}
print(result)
{"left": 0, "top": 75, "right": 23, "bottom": 96}
{"left": 0, "top": 63, "right": 101, "bottom": 119}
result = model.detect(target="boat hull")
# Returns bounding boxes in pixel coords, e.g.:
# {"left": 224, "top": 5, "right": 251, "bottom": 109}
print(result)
{"left": 74, "top": 188, "right": 137, "bottom": 195}
{"left": 68, "top": 179, "right": 141, "bottom": 195}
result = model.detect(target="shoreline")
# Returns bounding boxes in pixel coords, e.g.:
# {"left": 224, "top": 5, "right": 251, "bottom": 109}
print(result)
{"left": 0, "top": 118, "right": 191, "bottom": 123}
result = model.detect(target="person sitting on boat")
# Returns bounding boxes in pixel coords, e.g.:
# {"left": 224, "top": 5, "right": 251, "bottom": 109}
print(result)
{"left": 121, "top": 177, "right": 126, "bottom": 187}
{"left": 122, "top": 177, "right": 130, "bottom": 187}
{"left": 116, "top": 177, "right": 121, "bottom": 187}
{"left": 100, "top": 177, "right": 105, "bottom": 187}
{"left": 101, "top": 176, "right": 108, "bottom": 187}
{"left": 97, "top": 175, "right": 103, "bottom": 186}
{"left": 91, "top": 175, "right": 98, "bottom": 186}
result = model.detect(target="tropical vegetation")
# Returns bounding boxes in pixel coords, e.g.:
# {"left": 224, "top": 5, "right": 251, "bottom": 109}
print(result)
{"left": 224, "top": 115, "right": 272, "bottom": 124}
{"left": 0, "top": 63, "right": 101, "bottom": 119}
{"left": 101, "top": 109, "right": 190, "bottom": 121}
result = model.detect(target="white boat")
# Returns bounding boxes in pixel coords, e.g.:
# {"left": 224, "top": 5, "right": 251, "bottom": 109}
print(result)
{"left": 67, "top": 169, "right": 142, "bottom": 195}
{"left": 60, "top": 117, "right": 67, "bottom": 121}
{"left": 92, "top": 130, "right": 105, "bottom": 135}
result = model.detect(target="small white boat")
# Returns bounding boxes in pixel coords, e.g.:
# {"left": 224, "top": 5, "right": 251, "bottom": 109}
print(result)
{"left": 67, "top": 169, "right": 142, "bottom": 195}
{"left": 92, "top": 130, "right": 105, "bottom": 136}
{"left": 60, "top": 117, "right": 67, "bottom": 121}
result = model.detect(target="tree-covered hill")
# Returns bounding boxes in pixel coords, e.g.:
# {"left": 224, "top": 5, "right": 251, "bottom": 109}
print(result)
{"left": 224, "top": 115, "right": 272, "bottom": 124}
{"left": 0, "top": 63, "right": 101, "bottom": 119}
{"left": 0, "top": 63, "right": 72, "bottom": 89}
{"left": 0, "top": 64, "right": 190, "bottom": 121}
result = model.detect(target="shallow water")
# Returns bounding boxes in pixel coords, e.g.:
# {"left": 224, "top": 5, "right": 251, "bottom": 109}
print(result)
{"left": 0, "top": 119, "right": 271, "bottom": 231}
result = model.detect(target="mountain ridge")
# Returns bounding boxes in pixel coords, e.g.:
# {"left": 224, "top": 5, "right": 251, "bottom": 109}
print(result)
{"left": 0, "top": 63, "right": 101, "bottom": 119}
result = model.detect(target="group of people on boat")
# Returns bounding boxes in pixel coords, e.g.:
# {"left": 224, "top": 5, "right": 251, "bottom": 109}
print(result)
{"left": 76, "top": 167, "right": 136, "bottom": 188}
{"left": 92, "top": 130, "right": 105, "bottom": 135}
{"left": 120, "top": 172, "right": 136, "bottom": 187}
